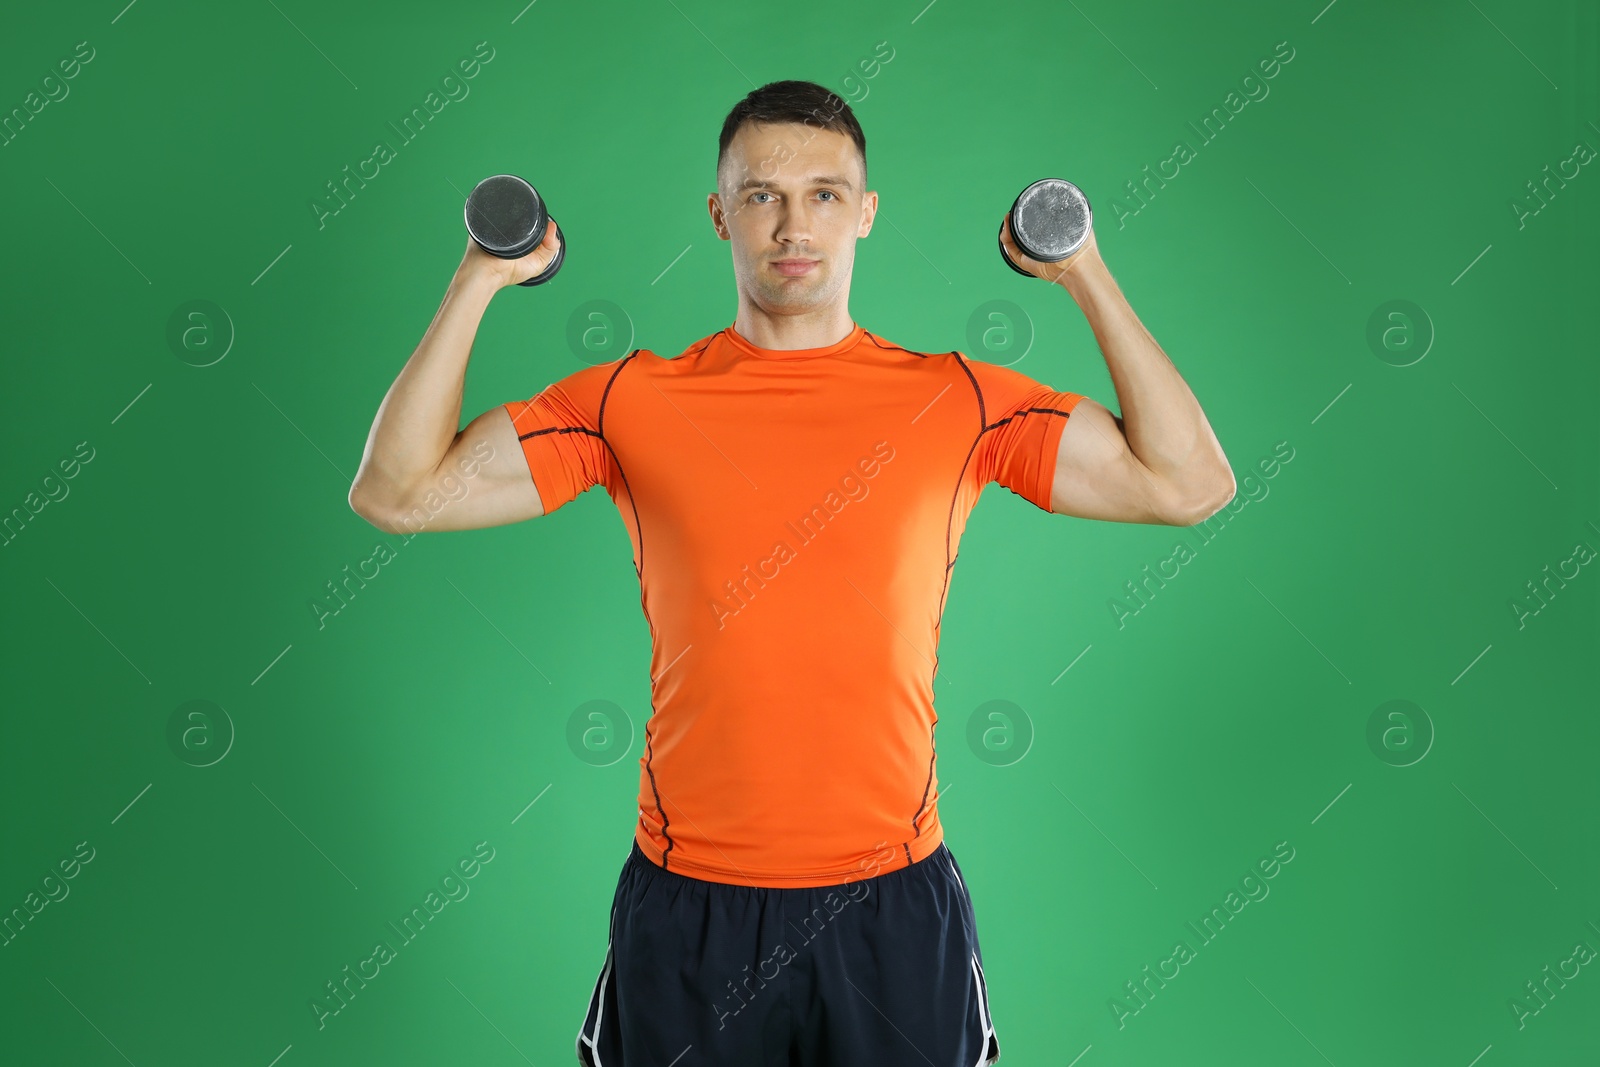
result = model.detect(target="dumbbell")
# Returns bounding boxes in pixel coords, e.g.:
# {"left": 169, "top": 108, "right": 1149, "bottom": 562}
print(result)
{"left": 998, "top": 178, "right": 1092, "bottom": 279}
{"left": 464, "top": 174, "right": 566, "bottom": 286}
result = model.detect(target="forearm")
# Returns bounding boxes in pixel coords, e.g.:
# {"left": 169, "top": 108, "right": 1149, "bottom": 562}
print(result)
{"left": 1058, "top": 250, "right": 1231, "bottom": 511}
{"left": 352, "top": 265, "right": 500, "bottom": 508}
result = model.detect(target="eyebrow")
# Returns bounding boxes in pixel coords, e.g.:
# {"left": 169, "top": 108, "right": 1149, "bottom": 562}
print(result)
{"left": 735, "top": 174, "right": 854, "bottom": 192}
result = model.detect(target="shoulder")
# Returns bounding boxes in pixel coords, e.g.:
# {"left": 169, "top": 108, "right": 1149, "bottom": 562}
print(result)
{"left": 545, "top": 354, "right": 637, "bottom": 396}
{"left": 857, "top": 329, "right": 944, "bottom": 361}
{"left": 854, "top": 332, "right": 1042, "bottom": 420}
{"left": 855, "top": 330, "right": 1025, "bottom": 390}
{"left": 616, "top": 334, "right": 716, "bottom": 373}
{"left": 956, "top": 352, "right": 1037, "bottom": 388}
{"left": 677, "top": 332, "right": 719, "bottom": 359}
{"left": 952, "top": 353, "right": 1047, "bottom": 418}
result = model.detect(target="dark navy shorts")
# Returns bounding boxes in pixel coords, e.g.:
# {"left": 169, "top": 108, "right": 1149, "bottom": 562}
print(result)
{"left": 575, "top": 839, "right": 1000, "bottom": 1067}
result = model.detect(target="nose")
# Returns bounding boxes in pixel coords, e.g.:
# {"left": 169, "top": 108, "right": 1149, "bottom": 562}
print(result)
{"left": 773, "top": 201, "right": 816, "bottom": 249}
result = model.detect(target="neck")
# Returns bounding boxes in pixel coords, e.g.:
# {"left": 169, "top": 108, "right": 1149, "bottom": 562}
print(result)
{"left": 731, "top": 300, "right": 856, "bottom": 352}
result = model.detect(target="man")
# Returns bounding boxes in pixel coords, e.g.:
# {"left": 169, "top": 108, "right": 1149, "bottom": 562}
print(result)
{"left": 350, "top": 80, "right": 1232, "bottom": 1066}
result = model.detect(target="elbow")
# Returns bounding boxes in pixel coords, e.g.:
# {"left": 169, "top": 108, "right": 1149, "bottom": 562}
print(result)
{"left": 348, "top": 479, "right": 375, "bottom": 522}
{"left": 1164, "top": 463, "right": 1236, "bottom": 527}
{"left": 348, "top": 480, "right": 397, "bottom": 533}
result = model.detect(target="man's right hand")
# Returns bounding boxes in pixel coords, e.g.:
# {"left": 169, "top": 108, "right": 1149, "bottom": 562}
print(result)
{"left": 460, "top": 218, "right": 562, "bottom": 289}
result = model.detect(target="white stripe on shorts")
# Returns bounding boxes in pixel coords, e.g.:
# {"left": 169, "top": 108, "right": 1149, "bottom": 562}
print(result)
{"left": 970, "top": 951, "right": 998, "bottom": 1067}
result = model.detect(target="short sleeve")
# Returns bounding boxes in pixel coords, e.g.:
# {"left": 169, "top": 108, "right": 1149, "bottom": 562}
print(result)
{"left": 501, "top": 360, "right": 621, "bottom": 516}
{"left": 965, "top": 358, "right": 1088, "bottom": 512}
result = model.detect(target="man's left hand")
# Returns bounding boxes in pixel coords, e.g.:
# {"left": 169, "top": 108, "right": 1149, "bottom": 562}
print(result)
{"left": 999, "top": 212, "right": 1099, "bottom": 286}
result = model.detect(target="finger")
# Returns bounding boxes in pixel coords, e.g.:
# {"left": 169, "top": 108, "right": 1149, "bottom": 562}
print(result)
{"left": 999, "top": 214, "right": 1040, "bottom": 275}
{"left": 1000, "top": 214, "right": 1031, "bottom": 265}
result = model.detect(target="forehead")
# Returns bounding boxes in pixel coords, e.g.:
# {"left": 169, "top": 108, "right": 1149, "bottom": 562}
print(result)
{"left": 720, "top": 121, "right": 861, "bottom": 188}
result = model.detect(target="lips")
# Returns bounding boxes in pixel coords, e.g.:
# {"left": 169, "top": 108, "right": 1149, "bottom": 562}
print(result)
{"left": 772, "top": 259, "right": 818, "bottom": 276}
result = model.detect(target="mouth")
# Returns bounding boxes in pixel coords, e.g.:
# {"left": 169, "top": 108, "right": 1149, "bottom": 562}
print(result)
{"left": 771, "top": 258, "right": 819, "bottom": 276}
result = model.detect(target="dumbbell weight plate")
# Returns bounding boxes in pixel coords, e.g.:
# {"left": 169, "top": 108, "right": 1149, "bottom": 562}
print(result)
{"left": 998, "top": 178, "right": 1092, "bottom": 279}
{"left": 463, "top": 173, "right": 565, "bottom": 287}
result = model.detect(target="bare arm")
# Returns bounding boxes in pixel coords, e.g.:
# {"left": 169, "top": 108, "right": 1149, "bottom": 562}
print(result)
{"left": 1000, "top": 216, "right": 1234, "bottom": 525}
{"left": 349, "top": 224, "right": 562, "bottom": 534}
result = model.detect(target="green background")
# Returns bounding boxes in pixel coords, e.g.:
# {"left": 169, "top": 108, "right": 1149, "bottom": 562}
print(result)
{"left": 3, "top": 0, "right": 1597, "bottom": 1064}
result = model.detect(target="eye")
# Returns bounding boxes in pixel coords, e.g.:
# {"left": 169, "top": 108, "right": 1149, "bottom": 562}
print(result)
{"left": 750, "top": 191, "right": 773, "bottom": 203}
{"left": 817, "top": 190, "right": 838, "bottom": 201}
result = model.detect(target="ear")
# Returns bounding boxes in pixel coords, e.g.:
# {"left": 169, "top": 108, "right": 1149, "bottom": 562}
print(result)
{"left": 707, "top": 193, "right": 730, "bottom": 240}
{"left": 858, "top": 190, "right": 878, "bottom": 238}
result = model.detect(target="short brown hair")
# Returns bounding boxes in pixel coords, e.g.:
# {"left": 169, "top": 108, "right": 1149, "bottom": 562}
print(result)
{"left": 717, "top": 80, "right": 867, "bottom": 189}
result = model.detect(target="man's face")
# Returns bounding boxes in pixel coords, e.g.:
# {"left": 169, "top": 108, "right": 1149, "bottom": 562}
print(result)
{"left": 709, "top": 121, "right": 876, "bottom": 315}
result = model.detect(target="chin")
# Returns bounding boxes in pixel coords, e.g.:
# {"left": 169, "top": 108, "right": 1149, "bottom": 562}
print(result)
{"left": 759, "top": 280, "right": 822, "bottom": 306}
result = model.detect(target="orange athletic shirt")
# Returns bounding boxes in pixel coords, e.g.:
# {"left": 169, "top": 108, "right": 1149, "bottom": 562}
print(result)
{"left": 503, "top": 322, "right": 1086, "bottom": 888}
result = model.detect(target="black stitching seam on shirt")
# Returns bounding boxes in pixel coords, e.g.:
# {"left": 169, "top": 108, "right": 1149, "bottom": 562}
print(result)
{"left": 911, "top": 356, "right": 1077, "bottom": 841}
{"left": 1005, "top": 406, "right": 1077, "bottom": 421}
{"left": 907, "top": 354, "right": 976, "bottom": 844}
{"left": 519, "top": 352, "right": 676, "bottom": 867}
{"left": 864, "top": 332, "right": 931, "bottom": 358}
{"left": 604, "top": 353, "right": 676, "bottom": 867}
{"left": 517, "top": 425, "right": 599, "bottom": 439}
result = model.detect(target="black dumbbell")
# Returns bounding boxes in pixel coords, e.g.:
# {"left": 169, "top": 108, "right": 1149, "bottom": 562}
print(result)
{"left": 464, "top": 174, "right": 566, "bottom": 287}
{"left": 998, "top": 178, "right": 1092, "bottom": 278}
